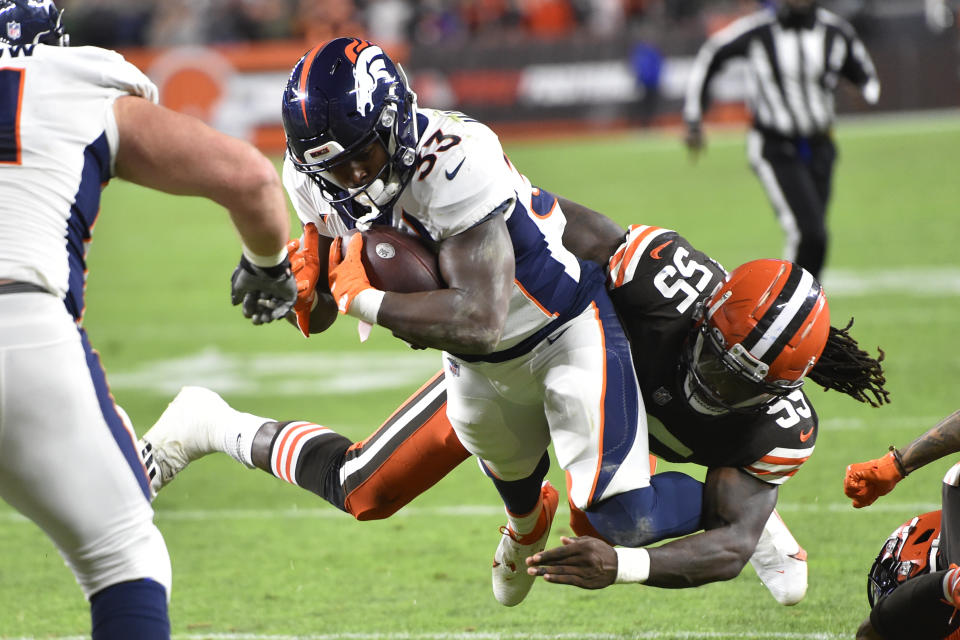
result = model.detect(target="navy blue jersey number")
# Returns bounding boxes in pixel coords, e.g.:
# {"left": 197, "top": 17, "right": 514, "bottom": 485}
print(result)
{"left": 0, "top": 68, "right": 25, "bottom": 164}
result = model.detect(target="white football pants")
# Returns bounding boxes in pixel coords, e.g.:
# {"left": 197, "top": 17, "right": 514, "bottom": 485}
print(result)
{"left": 443, "top": 300, "right": 650, "bottom": 510}
{"left": 0, "top": 292, "right": 171, "bottom": 599}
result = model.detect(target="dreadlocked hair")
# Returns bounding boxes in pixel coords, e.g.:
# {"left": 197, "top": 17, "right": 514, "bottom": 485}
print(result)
{"left": 808, "top": 318, "right": 890, "bottom": 407}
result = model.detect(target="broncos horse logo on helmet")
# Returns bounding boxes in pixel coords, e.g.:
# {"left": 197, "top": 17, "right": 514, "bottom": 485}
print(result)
{"left": 683, "top": 259, "right": 830, "bottom": 413}
{"left": 281, "top": 37, "right": 418, "bottom": 220}
{"left": 0, "top": 0, "right": 67, "bottom": 46}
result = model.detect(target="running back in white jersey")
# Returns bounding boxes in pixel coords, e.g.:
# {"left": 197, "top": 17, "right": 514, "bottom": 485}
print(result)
{"left": 0, "top": 44, "right": 157, "bottom": 320}
{"left": 283, "top": 108, "right": 603, "bottom": 356}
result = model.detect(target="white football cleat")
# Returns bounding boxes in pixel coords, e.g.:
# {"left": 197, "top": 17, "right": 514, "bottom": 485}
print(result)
{"left": 749, "top": 509, "right": 808, "bottom": 606}
{"left": 492, "top": 481, "right": 559, "bottom": 607}
{"left": 138, "top": 386, "right": 233, "bottom": 497}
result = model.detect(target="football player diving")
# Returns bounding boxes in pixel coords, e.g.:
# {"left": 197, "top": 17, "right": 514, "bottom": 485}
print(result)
{"left": 139, "top": 38, "right": 889, "bottom": 609}
{"left": 845, "top": 410, "right": 960, "bottom": 640}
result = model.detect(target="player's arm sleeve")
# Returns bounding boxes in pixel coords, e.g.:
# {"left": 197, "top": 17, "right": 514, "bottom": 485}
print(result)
{"left": 281, "top": 154, "right": 336, "bottom": 236}
{"left": 415, "top": 133, "right": 516, "bottom": 240}
{"left": 741, "top": 397, "right": 817, "bottom": 485}
{"left": 683, "top": 17, "right": 758, "bottom": 126}
{"left": 741, "top": 446, "right": 815, "bottom": 485}
{"left": 85, "top": 47, "right": 159, "bottom": 104}
{"left": 838, "top": 23, "right": 880, "bottom": 104}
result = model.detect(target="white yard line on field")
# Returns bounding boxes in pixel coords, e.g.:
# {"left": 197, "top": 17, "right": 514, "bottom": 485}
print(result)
{"left": 106, "top": 347, "right": 440, "bottom": 396}
{"left": 821, "top": 267, "right": 960, "bottom": 297}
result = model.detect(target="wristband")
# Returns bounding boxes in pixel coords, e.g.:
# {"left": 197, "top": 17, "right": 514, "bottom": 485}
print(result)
{"left": 889, "top": 446, "right": 909, "bottom": 477}
{"left": 614, "top": 547, "right": 650, "bottom": 584}
{"left": 349, "top": 288, "right": 385, "bottom": 324}
{"left": 242, "top": 244, "right": 288, "bottom": 268}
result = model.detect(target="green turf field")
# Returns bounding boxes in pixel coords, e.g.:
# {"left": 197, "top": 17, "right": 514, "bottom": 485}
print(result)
{"left": 3, "top": 113, "right": 959, "bottom": 639}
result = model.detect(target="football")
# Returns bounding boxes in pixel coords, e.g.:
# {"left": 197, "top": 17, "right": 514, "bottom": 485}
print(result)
{"left": 346, "top": 226, "right": 444, "bottom": 293}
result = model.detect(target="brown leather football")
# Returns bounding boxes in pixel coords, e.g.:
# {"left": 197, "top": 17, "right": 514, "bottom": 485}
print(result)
{"left": 351, "top": 226, "right": 444, "bottom": 292}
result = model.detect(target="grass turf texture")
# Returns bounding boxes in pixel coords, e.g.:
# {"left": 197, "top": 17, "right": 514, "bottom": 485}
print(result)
{"left": 2, "top": 113, "right": 959, "bottom": 639}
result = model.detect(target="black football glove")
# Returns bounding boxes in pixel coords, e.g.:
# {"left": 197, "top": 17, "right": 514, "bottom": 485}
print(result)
{"left": 230, "top": 254, "right": 297, "bottom": 325}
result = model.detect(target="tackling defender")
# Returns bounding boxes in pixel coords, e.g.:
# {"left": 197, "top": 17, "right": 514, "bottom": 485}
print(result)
{"left": 0, "top": 1, "right": 294, "bottom": 637}
{"left": 845, "top": 410, "right": 960, "bottom": 639}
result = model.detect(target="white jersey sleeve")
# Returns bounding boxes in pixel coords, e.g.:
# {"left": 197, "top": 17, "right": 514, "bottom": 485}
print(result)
{"left": 0, "top": 44, "right": 159, "bottom": 315}
{"left": 396, "top": 109, "right": 515, "bottom": 240}
{"left": 281, "top": 154, "right": 343, "bottom": 238}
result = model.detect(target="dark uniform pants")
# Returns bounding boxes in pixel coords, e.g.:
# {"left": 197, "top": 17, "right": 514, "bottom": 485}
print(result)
{"left": 747, "top": 128, "right": 836, "bottom": 279}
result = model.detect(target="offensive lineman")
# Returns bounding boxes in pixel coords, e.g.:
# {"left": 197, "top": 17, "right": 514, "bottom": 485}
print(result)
{"left": 0, "top": 1, "right": 295, "bottom": 637}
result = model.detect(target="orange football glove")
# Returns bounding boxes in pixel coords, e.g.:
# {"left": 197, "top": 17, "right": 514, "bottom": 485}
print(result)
{"left": 328, "top": 233, "right": 383, "bottom": 323}
{"left": 844, "top": 451, "right": 905, "bottom": 508}
{"left": 286, "top": 223, "right": 321, "bottom": 337}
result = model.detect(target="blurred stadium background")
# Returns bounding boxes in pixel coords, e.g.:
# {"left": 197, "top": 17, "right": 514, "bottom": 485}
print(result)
{"left": 56, "top": 0, "right": 960, "bottom": 149}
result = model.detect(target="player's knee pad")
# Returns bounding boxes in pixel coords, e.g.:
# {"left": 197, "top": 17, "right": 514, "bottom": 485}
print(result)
{"left": 68, "top": 517, "right": 171, "bottom": 601}
{"left": 943, "top": 462, "right": 960, "bottom": 487}
{"left": 585, "top": 471, "right": 704, "bottom": 548}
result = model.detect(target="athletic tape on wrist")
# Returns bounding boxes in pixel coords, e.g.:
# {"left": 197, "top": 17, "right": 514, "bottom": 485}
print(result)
{"left": 614, "top": 547, "right": 650, "bottom": 584}
{"left": 349, "top": 288, "right": 385, "bottom": 324}
{"left": 242, "top": 244, "right": 288, "bottom": 268}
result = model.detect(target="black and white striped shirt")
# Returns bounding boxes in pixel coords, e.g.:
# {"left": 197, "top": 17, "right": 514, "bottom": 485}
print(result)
{"left": 683, "top": 6, "right": 880, "bottom": 138}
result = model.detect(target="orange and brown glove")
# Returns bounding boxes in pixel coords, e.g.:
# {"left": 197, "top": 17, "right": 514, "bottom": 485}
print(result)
{"left": 286, "top": 223, "right": 321, "bottom": 337}
{"left": 844, "top": 449, "right": 907, "bottom": 508}
{"left": 328, "top": 232, "right": 384, "bottom": 323}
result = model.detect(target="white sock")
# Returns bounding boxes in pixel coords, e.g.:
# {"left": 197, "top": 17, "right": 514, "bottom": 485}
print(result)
{"left": 219, "top": 409, "right": 272, "bottom": 469}
{"left": 506, "top": 501, "right": 544, "bottom": 538}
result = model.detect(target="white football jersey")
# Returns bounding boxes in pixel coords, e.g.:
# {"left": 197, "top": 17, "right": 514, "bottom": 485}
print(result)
{"left": 0, "top": 44, "right": 157, "bottom": 320}
{"left": 283, "top": 108, "right": 603, "bottom": 355}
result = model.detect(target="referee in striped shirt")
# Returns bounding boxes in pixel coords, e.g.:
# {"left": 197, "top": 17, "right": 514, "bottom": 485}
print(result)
{"left": 683, "top": 0, "right": 880, "bottom": 279}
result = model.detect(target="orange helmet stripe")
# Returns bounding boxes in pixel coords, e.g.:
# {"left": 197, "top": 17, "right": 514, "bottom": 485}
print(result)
{"left": 344, "top": 38, "right": 371, "bottom": 64}
{"left": 297, "top": 44, "right": 324, "bottom": 127}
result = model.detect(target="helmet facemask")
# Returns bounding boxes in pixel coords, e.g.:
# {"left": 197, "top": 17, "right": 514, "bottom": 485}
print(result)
{"left": 316, "top": 103, "right": 416, "bottom": 214}
{"left": 681, "top": 322, "right": 793, "bottom": 415}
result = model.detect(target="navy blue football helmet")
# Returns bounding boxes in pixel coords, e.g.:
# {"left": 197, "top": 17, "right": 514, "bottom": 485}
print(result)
{"left": 281, "top": 37, "right": 418, "bottom": 217}
{"left": 0, "top": 0, "right": 68, "bottom": 46}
